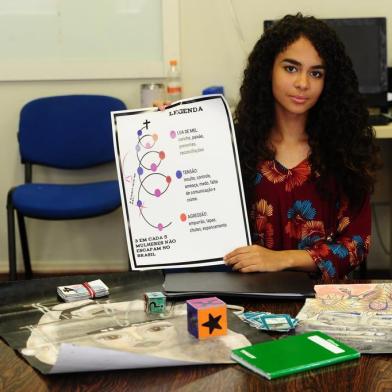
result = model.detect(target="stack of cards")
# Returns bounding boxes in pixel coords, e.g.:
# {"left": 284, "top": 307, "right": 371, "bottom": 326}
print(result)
{"left": 57, "top": 279, "right": 109, "bottom": 302}
{"left": 238, "top": 311, "right": 298, "bottom": 332}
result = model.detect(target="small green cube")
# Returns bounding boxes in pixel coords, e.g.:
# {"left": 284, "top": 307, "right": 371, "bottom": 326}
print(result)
{"left": 145, "top": 292, "right": 166, "bottom": 313}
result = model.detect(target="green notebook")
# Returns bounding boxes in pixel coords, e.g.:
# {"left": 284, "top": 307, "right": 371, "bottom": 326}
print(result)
{"left": 231, "top": 331, "right": 360, "bottom": 380}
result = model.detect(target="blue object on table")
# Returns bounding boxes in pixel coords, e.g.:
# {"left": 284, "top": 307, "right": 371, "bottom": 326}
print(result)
{"left": 7, "top": 94, "right": 127, "bottom": 281}
{"left": 202, "top": 86, "right": 225, "bottom": 96}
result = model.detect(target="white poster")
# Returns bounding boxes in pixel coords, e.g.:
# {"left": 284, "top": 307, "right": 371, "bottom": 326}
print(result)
{"left": 112, "top": 95, "right": 250, "bottom": 270}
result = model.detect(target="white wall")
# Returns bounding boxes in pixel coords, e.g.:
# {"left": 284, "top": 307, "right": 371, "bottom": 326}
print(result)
{"left": 0, "top": 0, "right": 391, "bottom": 274}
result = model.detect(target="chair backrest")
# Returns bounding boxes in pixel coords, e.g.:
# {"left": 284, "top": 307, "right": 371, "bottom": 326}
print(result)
{"left": 18, "top": 94, "right": 127, "bottom": 169}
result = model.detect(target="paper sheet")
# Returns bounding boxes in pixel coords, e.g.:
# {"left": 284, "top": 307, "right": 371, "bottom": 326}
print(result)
{"left": 111, "top": 95, "right": 250, "bottom": 270}
{"left": 296, "top": 283, "right": 392, "bottom": 353}
{"left": 50, "top": 343, "right": 202, "bottom": 374}
{"left": 18, "top": 300, "right": 250, "bottom": 373}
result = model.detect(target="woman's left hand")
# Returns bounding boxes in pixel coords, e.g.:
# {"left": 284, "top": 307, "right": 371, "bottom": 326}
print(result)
{"left": 224, "top": 245, "right": 288, "bottom": 273}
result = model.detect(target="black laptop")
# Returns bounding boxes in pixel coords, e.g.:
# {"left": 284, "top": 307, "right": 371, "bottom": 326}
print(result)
{"left": 163, "top": 270, "right": 315, "bottom": 299}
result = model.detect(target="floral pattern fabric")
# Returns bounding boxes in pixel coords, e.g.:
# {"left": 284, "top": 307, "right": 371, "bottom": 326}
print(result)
{"left": 251, "top": 159, "right": 370, "bottom": 281}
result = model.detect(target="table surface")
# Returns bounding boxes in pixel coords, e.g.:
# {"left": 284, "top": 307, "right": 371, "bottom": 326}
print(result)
{"left": 1, "top": 296, "right": 392, "bottom": 392}
{"left": 0, "top": 274, "right": 392, "bottom": 392}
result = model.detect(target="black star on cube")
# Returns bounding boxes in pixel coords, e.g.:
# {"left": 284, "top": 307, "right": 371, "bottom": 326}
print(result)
{"left": 202, "top": 313, "right": 223, "bottom": 334}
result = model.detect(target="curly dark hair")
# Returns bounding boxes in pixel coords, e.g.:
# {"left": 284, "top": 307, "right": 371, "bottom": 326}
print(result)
{"left": 235, "top": 13, "right": 381, "bottom": 210}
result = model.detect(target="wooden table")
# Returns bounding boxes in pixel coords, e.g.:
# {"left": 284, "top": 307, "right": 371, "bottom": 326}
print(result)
{"left": 1, "top": 297, "right": 392, "bottom": 392}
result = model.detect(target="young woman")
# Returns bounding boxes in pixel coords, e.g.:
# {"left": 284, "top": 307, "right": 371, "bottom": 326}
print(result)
{"left": 224, "top": 14, "right": 381, "bottom": 281}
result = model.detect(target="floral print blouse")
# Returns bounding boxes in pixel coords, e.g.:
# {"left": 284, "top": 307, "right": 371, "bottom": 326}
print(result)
{"left": 251, "top": 159, "right": 370, "bottom": 281}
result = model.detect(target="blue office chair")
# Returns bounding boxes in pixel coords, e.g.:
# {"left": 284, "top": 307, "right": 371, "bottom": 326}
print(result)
{"left": 7, "top": 95, "right": 127, "bottom": 280}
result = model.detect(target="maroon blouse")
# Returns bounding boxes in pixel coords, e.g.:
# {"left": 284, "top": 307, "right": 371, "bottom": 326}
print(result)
{"left": 250, "top": 159, "right": 371, "bottom": 280}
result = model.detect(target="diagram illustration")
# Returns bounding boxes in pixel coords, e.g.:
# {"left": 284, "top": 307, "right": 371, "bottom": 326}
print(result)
{"left": 122, "top": 119, "right": 186, "bottom": 232}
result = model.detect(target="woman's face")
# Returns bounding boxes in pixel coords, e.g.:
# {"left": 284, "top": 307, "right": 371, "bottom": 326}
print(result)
{"left": 271, "top": 36, "right": 325, "bottom": 118}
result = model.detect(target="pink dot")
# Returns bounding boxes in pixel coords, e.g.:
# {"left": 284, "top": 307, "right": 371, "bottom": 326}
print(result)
{"left": 151, "top": 163, "right": 157, "bottom": 171}
{"left": 146, "top": 142, "right": 151, "bottom": 149}
{"left": 154, "top": 189, "right": 161, "bottom": 197}
{"left": 180, "top": 213, "right": 187, "bottom": 222}
{"left": 166, "top": 176, "right": 172, "bottom": 183}
{"left": 159, "top": 151, "right": 165, "bottom": 160}
{"left": 170, "top": 131, "right": 176, "bottom": 139}
{"left": 158, "top": 223, "right": 163, "bottom": 231}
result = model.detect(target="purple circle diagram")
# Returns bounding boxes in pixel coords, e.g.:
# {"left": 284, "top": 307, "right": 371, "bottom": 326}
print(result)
{"left": 135, "top": 121, "right": 183, "bottom": 232}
